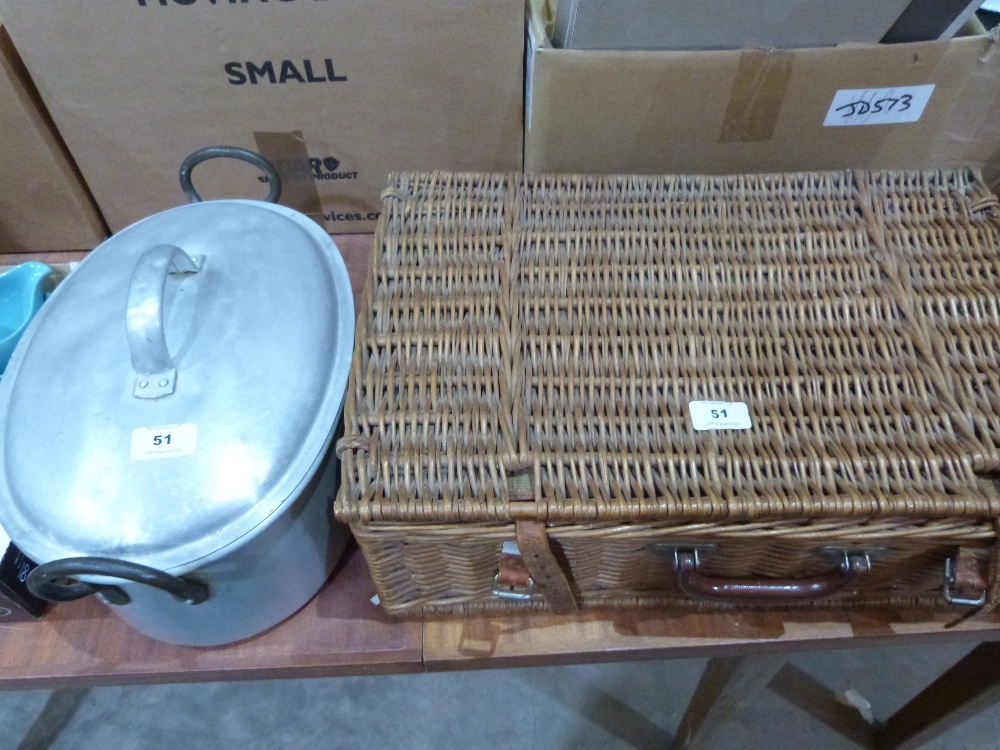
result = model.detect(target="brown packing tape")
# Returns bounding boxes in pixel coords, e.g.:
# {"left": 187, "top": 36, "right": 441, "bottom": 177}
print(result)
{"left": 719, "top": 48, "right": 794, "bottom": 144}
{"left": 253, "top": 131, "right": 324, "bottom": 224}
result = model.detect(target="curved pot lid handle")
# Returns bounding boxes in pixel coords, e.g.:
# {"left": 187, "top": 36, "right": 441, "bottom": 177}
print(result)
{"left": 126, "top": 245, "right": 202, "bottom": 400}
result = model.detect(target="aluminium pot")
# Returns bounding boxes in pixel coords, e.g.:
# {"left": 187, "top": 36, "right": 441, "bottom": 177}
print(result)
{"left": 0, "top": 147, "right": 354, "bottom": 646}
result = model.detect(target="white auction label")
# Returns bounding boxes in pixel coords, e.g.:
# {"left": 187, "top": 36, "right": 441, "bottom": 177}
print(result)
{"left": 130, "top": 423, "right": 198, "bottom": 461}
{"left": 823, "top": 85, "right": 935, "bottom": 127}
{"left": 689, "top": 401, "right": 752, "bottom": 431}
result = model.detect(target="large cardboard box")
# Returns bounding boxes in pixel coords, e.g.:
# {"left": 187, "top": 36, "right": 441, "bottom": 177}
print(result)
{"left": 527, "top": 0, "right": 1000, "bottom": 189}
{"left": 0, "top": 0, "right": 524, "bottom": 235}
{"left": 0, "top": 24, "right": 106, "bottom": 253}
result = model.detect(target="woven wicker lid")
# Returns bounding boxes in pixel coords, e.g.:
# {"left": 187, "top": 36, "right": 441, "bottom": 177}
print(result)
{"left": 336, "top": 169, "right": 1000, "bottom": 524}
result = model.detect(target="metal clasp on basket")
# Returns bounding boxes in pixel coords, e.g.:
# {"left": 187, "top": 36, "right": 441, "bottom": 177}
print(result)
{"left": 944, "top": 555, "right": 987, "bottom": 608}
{"left": 491, "top": 572, "right": 537, "bottom": 601}
{"left": 492, "top": 539, "right": 537, "bottom": 601}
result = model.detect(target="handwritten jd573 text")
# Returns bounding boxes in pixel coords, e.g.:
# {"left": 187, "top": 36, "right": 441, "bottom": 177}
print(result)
{"left": 835, "top": 93, "right": 912, "bottom": 119}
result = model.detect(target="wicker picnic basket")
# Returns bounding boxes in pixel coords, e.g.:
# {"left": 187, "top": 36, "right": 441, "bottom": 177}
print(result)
{"left": 334, "top": 168, "right": 1000, "bottom": 617}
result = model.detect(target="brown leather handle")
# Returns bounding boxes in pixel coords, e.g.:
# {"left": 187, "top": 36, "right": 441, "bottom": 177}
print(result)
{"left": 674, "top": 550, "right": 870, "bottom": 604}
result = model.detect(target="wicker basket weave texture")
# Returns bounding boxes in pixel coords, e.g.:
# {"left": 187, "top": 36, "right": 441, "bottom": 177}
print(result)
{"left": 336, "top": 169, "right": 1000, "bottom": 529}
{"left": 350, "top": 516, "right": 996, "bottom": 613}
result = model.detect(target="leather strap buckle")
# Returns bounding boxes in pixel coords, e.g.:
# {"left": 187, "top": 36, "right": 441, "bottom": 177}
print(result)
{"left": 492, "top": 573, "right": 536, "bottom": 601}
{"left": 493, "top": 543, "right": 536, "bottom": 600}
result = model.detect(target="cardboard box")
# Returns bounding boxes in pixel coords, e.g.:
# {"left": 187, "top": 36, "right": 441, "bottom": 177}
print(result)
{"left": 0, "top": 24, "right": 107, "bottom": 253}
{"left": 882, "top": 0, "right": 986, "bottom": 43}
{"left": 0, "top": 0, "right": 524, "bottom": 235}
{"left": 527, "top": 0, "right": 1000, "bottom": 190}
{"left": 553, "top": 0, "right": 913, "bottom": 51}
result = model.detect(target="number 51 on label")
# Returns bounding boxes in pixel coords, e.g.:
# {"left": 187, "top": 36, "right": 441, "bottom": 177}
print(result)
{"left": 688, "top": 401, "right": 752, "bottom": 431}
{"left": 130, "top": 423, "right": 198, "bottom": 461}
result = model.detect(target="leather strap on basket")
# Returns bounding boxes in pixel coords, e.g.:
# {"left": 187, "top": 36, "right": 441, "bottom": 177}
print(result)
{"left": 497, "top": 550, "right": 532, "bottom": 587}
{"left": 512, "top": 520, "right": 579, "bottom": 614}
{"left": 502, "top": 469, "right": 578, "bottom": 613}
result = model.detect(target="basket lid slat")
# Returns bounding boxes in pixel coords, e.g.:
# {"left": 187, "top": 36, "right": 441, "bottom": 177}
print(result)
{"left": 336, "top": 169, "right": 1000, "bottom": 524}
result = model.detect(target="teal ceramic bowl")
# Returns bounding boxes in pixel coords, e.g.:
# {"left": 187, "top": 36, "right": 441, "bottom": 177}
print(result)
{"left": 0, "top": 262, "right": 51, "bottom": 374}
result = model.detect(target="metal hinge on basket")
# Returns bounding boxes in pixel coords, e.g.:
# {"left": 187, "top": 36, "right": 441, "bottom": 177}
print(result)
{"left": 944, "top": 549, "right": 989, "bottom": 607}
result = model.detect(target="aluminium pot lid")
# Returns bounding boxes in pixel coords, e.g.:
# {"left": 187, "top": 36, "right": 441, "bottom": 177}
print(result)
{"left": 0, "top": 200, "right": 354, "bottom": 572}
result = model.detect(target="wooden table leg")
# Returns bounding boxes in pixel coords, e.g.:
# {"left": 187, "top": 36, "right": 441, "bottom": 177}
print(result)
{"left": 17, "top": 688, "right": 91, "bottom": 750}
{"left": 670, "top": 653, "right": 788, "bottom": 750}
{"left": 875, "top": 642, "right": 1000, "bottom": 750}
{"left": 768, "top": 663, "right": 875, "bottom": 749}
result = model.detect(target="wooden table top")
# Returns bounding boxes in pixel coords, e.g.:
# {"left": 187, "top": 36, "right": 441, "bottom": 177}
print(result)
{"left": 0, "top": 544, "right": 423, "bottom": 690}
{"left": 422, "top": 604, "right": 1000, "bottom": 672}
{"left": 3, "top": 539, "right": 1000, "bottom": 689}
{"left": 3, "top": 237, "right": 1000, "bottom": 690}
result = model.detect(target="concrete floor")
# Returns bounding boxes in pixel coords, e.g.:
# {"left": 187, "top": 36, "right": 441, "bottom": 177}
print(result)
{"left": 2, "top": 642, "right": 999, "bottom": 749}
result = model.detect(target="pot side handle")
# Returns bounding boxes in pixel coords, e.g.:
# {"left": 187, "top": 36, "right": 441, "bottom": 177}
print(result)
{"left": 179, "top": 145, "right": 282, "bottom": 205}
{"left": 26, "top": 557, "right": 209, "bottom": 607}
{"left": 126, "top": 245, "right": 202, "bottom": 400}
